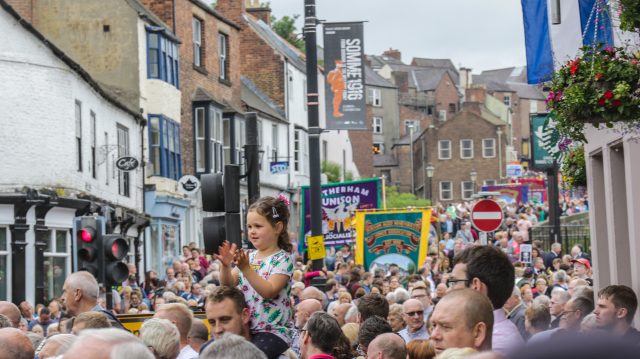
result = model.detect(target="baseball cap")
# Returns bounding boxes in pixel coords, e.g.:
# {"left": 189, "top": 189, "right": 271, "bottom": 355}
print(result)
{"left": 572, "top": 258, "right": 591, "bottom": 270}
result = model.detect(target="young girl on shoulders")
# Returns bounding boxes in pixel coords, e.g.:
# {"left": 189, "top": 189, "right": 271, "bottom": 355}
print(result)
{"left": 216, "top": 195, "right": 294, "bottom": 359}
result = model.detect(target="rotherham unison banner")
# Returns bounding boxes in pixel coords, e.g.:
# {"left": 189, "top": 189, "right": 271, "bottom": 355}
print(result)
{"left": 300, "top": 178, "right": 380, "bottom": 251}
{"left": 355, "top": 209, "right": 431, "bottom": 273}
{"left": 323, "top": 22, "right": 367, "bottom": 130}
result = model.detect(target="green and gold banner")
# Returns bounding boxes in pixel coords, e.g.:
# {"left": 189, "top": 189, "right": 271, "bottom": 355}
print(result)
{"left": 355, "top": 209, "right": 431, "bottom": 273}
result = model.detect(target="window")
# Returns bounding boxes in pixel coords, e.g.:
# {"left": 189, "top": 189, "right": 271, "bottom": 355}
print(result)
{"left": 294, "top": 130, "right": 301, "bottom": 171}
{"left": 461, "top": 181, "right": 474, "bottom": 200}
{"left": 0, "top": 228, "right": 9, "bottom": 300}
{"left": 104, "top": 132, "right": 109, "bottom": 185}
{"left": 194, "top": 105, "right": 224, "bottom": 174}
{"left": 373, "top": 142, "right": 384, "bottom": 155}
{"left": 427, "top": 105, "right": 434, "bottom": 115}
{"left": 90, "top": 111, "right": 96, "bottom": 178}
{"left": 405, "top": 120, "right": 419, "bottom": 135}
{"left": 219, "top": 33, "right": 229, "bottom": 81}
{"left": 448, "top": 103, "right": 456, "bottom": 113}
{"left": 117, "top": 124, "right": 130, "bottom": 197}
{"left": 193, "top": 17, "right": 203, "bottom": 67}
{"left": 381, "top": 169, "right": 391, "bottom": 182}
{"left": 460, "top": 139, "right": 473, "bottom": 159}
{"left": 438, "top": 140, "right": 451, "bottom": 160}
{"left": 503, "top": 95, "right": 511, "bottom": 107}
{"left": 482, "top": 138, "right": 496, "bottom": 158}
{"left": 483, "top": 179, "right": 497, "bottom": 186}
{"left": 438, "top": 110, "right": 447, "bottom": 121}
{"left": 75, "top": 100, "right": 82, "bottom": 172}
{"left": 439, "top": 181, "right": 452, "bottom": 201}
{"left": 271, "top": 124, "right": 278, "bottom": 162}
{"left": 44, "top": 229, "right": 70, "bottom": 300}
{"left": 373, "top": 117, "right": 383, "bottom": 133}
{"left": 148, "top": 115, "right": 182, "bottom": 180}
{"left": 368, "top": 88, "right": 381, "bottom": 106}
{"left": 530, "top": 100, "right": 538, "bottom": 113}
{"left": 224, "top": 117, "right": 246, "bottom": 174}
{"left": 147, "top": 28, "right": 180, "bottom": 87}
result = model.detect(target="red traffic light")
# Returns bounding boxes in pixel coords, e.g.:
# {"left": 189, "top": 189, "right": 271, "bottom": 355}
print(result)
{"left": 103, "top": 234, "right": 129, "bottom": 261}
{"left": 78, "top": 228, "right": 95, "bottom": 242}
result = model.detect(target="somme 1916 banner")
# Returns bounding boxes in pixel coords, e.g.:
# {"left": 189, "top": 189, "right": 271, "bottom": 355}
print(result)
{"left": 355, "top": 210, "right": 431, "bottom": 273}
{"left": 323, "top": 22, "right": 367, "bottom": 130}
{"left": 300, "top": 179, "right": 380, "bottom": 251}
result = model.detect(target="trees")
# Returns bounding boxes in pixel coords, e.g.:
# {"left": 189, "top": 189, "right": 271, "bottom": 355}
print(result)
{"left": 321, "top": 161, "right": 353, "bottom": 183}
{"left": 271, "top": 14, "right": 305, "bottom": 52}
{"left": 384, "top": 186, "right": 431, "bottom": 208}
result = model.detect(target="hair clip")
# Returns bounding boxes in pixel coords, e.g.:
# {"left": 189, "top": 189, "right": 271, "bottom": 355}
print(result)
{"left": 272, "top": 206, "right": 280, "bottom": 219}
{"left": 277, "top": 194, "right": 290, "bottom": 206}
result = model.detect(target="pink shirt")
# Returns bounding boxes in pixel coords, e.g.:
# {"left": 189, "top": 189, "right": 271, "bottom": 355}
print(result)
{"left": 492, "top": 308, "right": 524, "bottom": 355}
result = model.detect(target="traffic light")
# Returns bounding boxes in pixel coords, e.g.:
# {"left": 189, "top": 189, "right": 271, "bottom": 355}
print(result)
{"left": 102, "top": 234, "right": 130, "bottom": 286}
{"left": 201, "top": 164, "right": 241, "bottom": 254}
{"left": 74, "top": 216, "right": 103, "bottom": 277}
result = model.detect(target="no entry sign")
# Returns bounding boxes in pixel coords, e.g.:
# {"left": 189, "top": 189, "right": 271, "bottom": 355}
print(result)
{"left": 471, "top": 199, "right": 503, "bottom": 232}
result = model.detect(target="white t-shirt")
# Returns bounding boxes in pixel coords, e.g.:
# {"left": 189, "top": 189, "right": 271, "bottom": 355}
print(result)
{"left": 176, "top": 344, "right": 198, "bottom": 359}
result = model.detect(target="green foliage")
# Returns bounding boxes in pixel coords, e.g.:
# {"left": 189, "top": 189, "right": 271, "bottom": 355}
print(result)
{"left": 321, "top": 161, "right": 354, "bottom": 183}
{"left": 271, "top": 14, "right": 305, "bottom": 52}
{"left": 561, "top": 145, "right": 587, "bottom": 188}
{"left": 620, "top": 0, "right": 640, "bottom": 32}
{"left": 384, "top": 186, "right": 431, "bottom": 209}
{"left": 546, "top": 45, "right": 640, "bottom": 143}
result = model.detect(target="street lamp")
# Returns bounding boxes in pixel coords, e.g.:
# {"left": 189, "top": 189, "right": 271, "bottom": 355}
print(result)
{"left": 426, "top": 163, "right": 434, "bottom": 204}
{"left": 470, "top": 169, "right": 478, "bottom": 196}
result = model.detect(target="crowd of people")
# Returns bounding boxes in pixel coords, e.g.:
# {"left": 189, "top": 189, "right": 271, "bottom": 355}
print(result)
{"left": 1, "top": 195, "right": 638, "bottom": 359}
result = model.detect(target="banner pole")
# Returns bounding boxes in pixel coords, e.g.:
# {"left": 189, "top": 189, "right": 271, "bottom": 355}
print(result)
{"left": 382, "top": 176, "right": 387, "bottom": 210}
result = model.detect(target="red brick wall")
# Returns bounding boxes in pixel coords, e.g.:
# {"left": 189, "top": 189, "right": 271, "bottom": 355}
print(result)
{"left": 399, "top": 105, "right": 432, "bottom": 137}
{"left": 435, "top": 72, "right": 460, "bottom": 115}
{"left": 4, "top": 0, "right": 33, "bottom": 22}
{"left": 246, "top": 7, "right": 270, "bottom": 26}
{"left": 349, "top": 106, "right": 374, "bottom": 178}
{"left": 143, "top": 0, "right": 243, "bottom": 175}
{"left": 426, "top": 109, "right": 506, "bottom": 203}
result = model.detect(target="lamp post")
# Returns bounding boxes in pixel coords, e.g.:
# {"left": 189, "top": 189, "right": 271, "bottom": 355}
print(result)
{"left": 470, "top": 169, "right": 478, "bottom": 197}
{"left": 426, "top": 163, "right": 434, "bottom": 205}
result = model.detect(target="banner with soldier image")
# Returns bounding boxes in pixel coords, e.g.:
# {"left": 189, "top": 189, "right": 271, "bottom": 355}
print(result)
{"left": 323, "top": 22, "right": 367, "bottom": 130}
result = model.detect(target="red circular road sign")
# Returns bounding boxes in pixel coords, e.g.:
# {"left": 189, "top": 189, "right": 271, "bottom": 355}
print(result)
{"left": 471, "top": 199, "right": 503, "bottom": 232}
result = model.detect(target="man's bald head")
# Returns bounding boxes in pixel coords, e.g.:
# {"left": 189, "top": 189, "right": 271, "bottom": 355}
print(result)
{"left": 0, "top": 302, "right": 21, "bottom": 328}
{"left": 0, "top": 328, "right": 34, "bottom": 359}
{"left": 332, "top": 303, "right": 352, "bottom": 326}
{"left": 301, "top": 286, "right": 325, "bottom": 303}
{"left": 367, "top": 332, "right": 407, "bottom": 359}
{"left": 298, "top": 299, "right": 323, "bottom": 315}
{"left": 402, "top": 298, "right": 423, "bottom": 311}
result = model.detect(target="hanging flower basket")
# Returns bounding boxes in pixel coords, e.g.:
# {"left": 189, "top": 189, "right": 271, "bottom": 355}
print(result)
{"left": 561, "top": 145, "right": 587, "bottom": 188}
{"left": 546, "top": 44, "right": 640, "bottom": 143}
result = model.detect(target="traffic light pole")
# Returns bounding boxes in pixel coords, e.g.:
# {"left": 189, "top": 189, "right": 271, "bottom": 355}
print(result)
{"left": 304, "top": 0, "right": 325, "bottom": 280}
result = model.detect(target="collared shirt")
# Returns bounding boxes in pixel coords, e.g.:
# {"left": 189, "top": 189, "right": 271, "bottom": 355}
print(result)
{"left": 176, "top": 345, "right": 198, "bottom": 359}
{"left": 398, "top": 324, "right": 430, "bottom": 343}
{"left": 492, "top": 308, "right": 524, "bottom": 355}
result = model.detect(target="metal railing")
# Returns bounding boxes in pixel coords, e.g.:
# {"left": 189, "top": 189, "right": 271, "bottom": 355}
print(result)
{"left": 530, "top": 225, "right": 591, "bottom": 254}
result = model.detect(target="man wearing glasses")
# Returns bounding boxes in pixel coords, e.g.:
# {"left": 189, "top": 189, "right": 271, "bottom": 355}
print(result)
{"left": 559, "top": 296, "right": 594, "bottom": 332}
{"left": 398, "top": 299, "right": 429, "bottom": 343}
{"left": 450, "top": 246, "right": 524, "bottom": 355}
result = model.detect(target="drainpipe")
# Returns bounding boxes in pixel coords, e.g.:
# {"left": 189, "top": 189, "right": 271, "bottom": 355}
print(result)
{"left": 497, "top": 127, "right": 503, "bottom": 179}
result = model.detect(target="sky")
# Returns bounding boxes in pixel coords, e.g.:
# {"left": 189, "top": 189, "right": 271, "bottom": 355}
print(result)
{"left": 268, "top": 0, "right": 528, "bottom": 74}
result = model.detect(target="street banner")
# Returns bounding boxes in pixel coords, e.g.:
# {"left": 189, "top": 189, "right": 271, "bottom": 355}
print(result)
{"left": 530, "top": 113, "right": 559, "bottom": 170}
{"left": 270, "top": 161, "right": 289, "bottom": 174}
{"left": 323, "top": 22, "right": 367, "bottom": 130}
{"left": 355, "top": 209, "right": 431, "bottom": 273}
{"left": 300, "top": 178, "right": 381, "bottom": 251}
{"left": 481, "top": 184, "right": 529, "bottom": 205}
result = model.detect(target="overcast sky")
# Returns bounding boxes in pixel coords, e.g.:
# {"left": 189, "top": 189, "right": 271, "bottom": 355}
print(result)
{"left": 268, "top": 0, "right": 527, "bottom": 74}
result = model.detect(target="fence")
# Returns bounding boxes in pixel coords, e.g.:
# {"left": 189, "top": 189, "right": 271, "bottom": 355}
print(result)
{"left": 529, "top": 225, "right": 591, "bottom": 255}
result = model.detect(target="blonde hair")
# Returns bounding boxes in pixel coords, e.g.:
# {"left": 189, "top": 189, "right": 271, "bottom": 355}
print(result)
{"left": 341, "top": 323, "right": 359, "bottom": 346}
{"left": 156, "top": 303, "right": 193, "bottom": 339}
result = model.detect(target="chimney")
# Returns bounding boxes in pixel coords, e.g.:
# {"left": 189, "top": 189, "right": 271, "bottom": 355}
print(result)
{"left": 383, "top": 48, "right": 401, "bottom": 61}
{"left": 459, "top": 67, "right": 473, "bottom": 89}
{"left": 246, "top": 1, "right": 271, "bottom": 26}
{"left": 462, "top": 102, "right": 482, "bottom": 115}
{"left": 392, "top": 71, "right": 409, "bottom": 93}
{"left": 465, "top": 87, "right": 486, "bottom": 104}
{"left": 216, "top": 0, "right": 246, "bottom": 24}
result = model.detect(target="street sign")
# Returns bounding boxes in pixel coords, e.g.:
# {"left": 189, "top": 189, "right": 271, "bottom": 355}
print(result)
{"left": 116, "top": 156, "right": 139, "bottom": 171}
{"left": 470, "top": 199, "right": 503, "bottom": 233}
{"left": 178, "top": 175, "right": 200, "bottom": 194}
{"left": 270, "top": 161, "right": 289, "bottom": 175}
